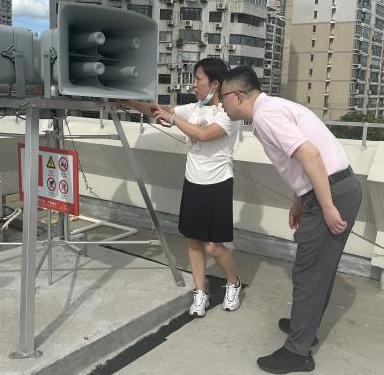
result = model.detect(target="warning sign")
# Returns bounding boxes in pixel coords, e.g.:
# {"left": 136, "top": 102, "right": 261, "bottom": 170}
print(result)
{"left": 47, "top": 156, "right": 56, "bottom": 169}
{"left": 59, "top": 157, "right": 69, "bottom": 172}
{"left": 47, "top": 177, "right": 56, "bottom": 192}
{"left": 59, "top": 180, "right": 69, "bottom": 194}
{"left": 17, "top": 144, "right": 79, "bottom": 215}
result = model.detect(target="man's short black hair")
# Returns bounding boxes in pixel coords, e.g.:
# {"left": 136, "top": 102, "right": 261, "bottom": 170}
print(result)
{"left": 194, "top": 58, "right": 230, "bottom": 85}
{"left": 224, "top": 66, "right": 261, "bottom": 92}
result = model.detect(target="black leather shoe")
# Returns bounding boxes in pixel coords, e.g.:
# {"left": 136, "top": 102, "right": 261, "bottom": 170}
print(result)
{"left": 257, "top": 346, "right": 315, "bottom": 374}
{"left": 278, "top": 318, "right": 319, "bottom": 346}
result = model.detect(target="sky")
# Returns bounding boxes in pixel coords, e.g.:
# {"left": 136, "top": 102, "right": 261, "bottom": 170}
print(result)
{"left": 12, "top": 0, "right": 49, "bottom": 34}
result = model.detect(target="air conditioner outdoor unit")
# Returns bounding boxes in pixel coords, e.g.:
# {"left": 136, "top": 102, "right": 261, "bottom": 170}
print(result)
{"left": 168, "top": 63, "right": 175, "bottom": 69}
{"left": 176, "top": 64, "right": 182, "bottom": 70}
{"left": 216, "top": 22, "right": 222, "bottom": 29}
{"left": 215, "top": 44, "right": 222, "bottom": 50}
{"left": 216, "top": 0, "right": 227, "bottom": 10}
{"left": 228, "top": 44, "right": 236, "bottom": 51}
{"left": 165, "top": 0, "right": 174, "bottom": 4}
{"left": 167, "top": 20, "right": 174, "bottom": 27}
{"left": 167, "top": 85, "right": 173, "bottom": 91}
{"left": 174, "top": 84, "right": 181, "bottom": 90}
{"left": 185, "top": 84, "right": 192, "bottom": 91}
{"left": 166, "top": 42, "right": 173, "bottom": 49}
{"left": 184, "top": 20, "right": 193, "bottom": 28}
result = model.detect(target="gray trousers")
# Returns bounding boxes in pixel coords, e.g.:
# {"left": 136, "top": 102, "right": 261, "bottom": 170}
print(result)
{"left": 285, "top": 175, "right": 362, "bottom": 356}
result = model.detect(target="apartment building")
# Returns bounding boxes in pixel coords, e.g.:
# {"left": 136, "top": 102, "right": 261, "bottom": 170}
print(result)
{"left": 152, "top": 0, "right": 268, "bottom": 105}
{"left": 262, "top": 0, "right": 285, "bottom": 95}
{"left": 283, "top": 0, "right": 384, "bottom": 121}
{"left": 0, "top": 0, "right": 11, "bottom": 25}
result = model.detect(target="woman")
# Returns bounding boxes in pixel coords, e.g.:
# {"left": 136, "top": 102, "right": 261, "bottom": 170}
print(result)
{"left": 121, "top": 58, "right": 242, "bottom": 317}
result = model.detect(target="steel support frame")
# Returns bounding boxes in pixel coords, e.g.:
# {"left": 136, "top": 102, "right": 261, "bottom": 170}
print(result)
{"left": 0, "top": 97, "right": 184, "bottom": 359}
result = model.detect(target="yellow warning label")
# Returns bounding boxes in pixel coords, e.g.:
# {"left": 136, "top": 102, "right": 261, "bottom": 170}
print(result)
{"left": 47, "top": 156, "right": 56, "bottom": 169}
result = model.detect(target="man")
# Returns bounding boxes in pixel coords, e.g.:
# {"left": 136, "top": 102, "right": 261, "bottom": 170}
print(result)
{"left": 221, "top": 66, "right": 361, "bottom": 374}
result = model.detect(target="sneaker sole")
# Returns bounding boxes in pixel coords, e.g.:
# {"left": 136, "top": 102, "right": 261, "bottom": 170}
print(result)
{"left": 223, "top": 304, "right": 240, "bottom": 312}
{"left": 190, "top": 312, "right": 206, "bottom": 318}
{"left": 189, "top": 302, "right": 209, "bottom": 317}
{"left": 257, "top": 362, "right": 315, "bottom": 374}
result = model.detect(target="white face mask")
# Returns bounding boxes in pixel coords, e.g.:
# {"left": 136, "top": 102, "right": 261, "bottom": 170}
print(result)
{"left": 199, "top": 90, "right": 215, "bottom": 107}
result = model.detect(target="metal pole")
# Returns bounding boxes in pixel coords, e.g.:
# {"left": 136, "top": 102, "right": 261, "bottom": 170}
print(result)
{"left": 109, "top": 110, "right": 185, "bottom": 287}
{"left": 52, "top": 116, "right": 70, "bottom": 240}
{"left": 48, "top": 210, "right": 53, "bottom": 285}
{"left": 362, "top": 122, "right": 368, "bottom": 148}
{"left": 9, "top": 106, "right": 43, "bottom": 359}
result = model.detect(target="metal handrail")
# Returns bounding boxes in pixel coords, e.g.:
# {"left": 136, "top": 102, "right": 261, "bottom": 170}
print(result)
{"left": 238, "top": 120, "right": 384, "bottom": 148}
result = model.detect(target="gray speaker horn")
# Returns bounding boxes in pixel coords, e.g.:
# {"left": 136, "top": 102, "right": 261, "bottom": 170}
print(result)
{"left": 41, "top": 2, "right": 158, "bottom": 100}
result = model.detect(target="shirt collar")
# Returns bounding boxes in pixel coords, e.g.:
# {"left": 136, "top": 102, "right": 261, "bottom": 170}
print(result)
{"left": 253, "top": 92, "right": 268, "bottom": 114}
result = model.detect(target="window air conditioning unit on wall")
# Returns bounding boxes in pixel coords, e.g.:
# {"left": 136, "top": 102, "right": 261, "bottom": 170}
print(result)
{"left": 174, "top": 84, "right": 181, "bottom": 90}
{"left": 184, "top": 20, "right": 193, "bottom": 28}
{"left": 167, "top": 20, "right": 174, "bottom": 27}
{"left": 166, "top": 42, "right": 173, "bottom": 49}
{"left": 216, "top": 0, "right": 227, "bottom": 10}
{"left": 176, "top": 63, "right": 182, "bottom": 70}
{"left": 228, "top": 44, "right": 236, "bottom": 51}
{"left": 216, "top": 22, "right": 222, "bottom": 29}
{"left": 167, "top": 85, "right": 173, "bottom": 91}
{"left": 168, "top": 63, "right": 175, "bottom": 69}
{"left": 165, "top": 0, "right": 174, "bottom": 4}
{"left": 215, "top": 44, "right": 222, "bottom": 50}
{"left": 185, "top": 84, "right": 193, "bottom": 91}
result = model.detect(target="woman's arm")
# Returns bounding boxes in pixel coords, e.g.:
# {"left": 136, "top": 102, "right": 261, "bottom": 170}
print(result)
{"left": 118, "top": 99, "right": 175, "bottom": 118}
{"left": 153, "top": 107, "right": 227, "bottom": 141}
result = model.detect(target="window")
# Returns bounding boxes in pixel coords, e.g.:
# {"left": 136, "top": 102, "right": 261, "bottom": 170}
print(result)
{"left": 313, "top": 25, "right": 316, "bottom": 33}
{"left": 177, "top": 93, "right": 196, "bottom": 105}
{"left": 207, "top": 33, "right": 221, "bottom": 44}
{"left": 310, "top": 54, "right": 314, "bottom": 61}
{"left": 209, "top": 11, "right": 222, "bottom": 22}
{"left": 159, "top": 31, "right": 172, "bottom": 42}
{"left": 160, "top": 9, "right": 173, "bottom": 20}
{"left": 314, "top": 11, "right": 317, "bottom": 19}
{"left": 228, "top": 55, "right": 264, "bottom": 67}
{"left": 158, "top": 95, "right": 171, "bottom": 105}
{"left": 182, "top": 51, "right": 200, "bottom": 63}
{"left": 182, "top": 73, "right": 193, "bottom": 84}
{"left": 158, "top": 74, "right": 171, "bottom": 84}
{"left": 179, "top": 30, "right": 202, "bottom": 43}
{"left": 308, "top": 82, "right": 312, "bottom": 90}
{"left": 159, "top": 53, "right": 172, "bottom": 64}
{"left": 229, "top": 34, "right": 265, "bottom": 48}
{"left": 231, "top": 13, "right": 264, "bottom": 27}
{"left": 309, "top": 68, "right": 313, "bottom": 76}
{"left": 127, "top": 5, "right": 152, "bottom": 17}
{"left": 312, "top": 39, "right": 316, "bottom": 47}
{"left": 307, "top": 96, "right": 311, "bottom": 103}
{"left": 180, "top": 7, "right": 202, "bottom": 21}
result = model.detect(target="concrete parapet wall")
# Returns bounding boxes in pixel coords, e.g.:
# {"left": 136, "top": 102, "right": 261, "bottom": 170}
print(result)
{"left": 1, "top": 116, "right": 383, "bottom": 265}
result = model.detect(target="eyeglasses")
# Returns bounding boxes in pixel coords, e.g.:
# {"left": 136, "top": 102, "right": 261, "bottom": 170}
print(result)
{"left": 218, "top": 90, "right": 247, "bottom": 102}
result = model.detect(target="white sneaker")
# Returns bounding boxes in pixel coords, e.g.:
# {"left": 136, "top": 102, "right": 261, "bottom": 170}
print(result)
{"left": 223, "top": 277, "right": 242, "bottom": 311}
{"left": 189, "top": 290, "right": 209, "bottom": 317}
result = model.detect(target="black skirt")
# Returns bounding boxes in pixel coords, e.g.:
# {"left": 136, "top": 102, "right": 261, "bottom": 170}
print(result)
{"left": 178, "top": 178, "right": 233, "bottom": 243}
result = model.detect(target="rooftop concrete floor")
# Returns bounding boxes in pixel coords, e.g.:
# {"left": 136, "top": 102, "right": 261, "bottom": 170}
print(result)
{"left": 0, "top": 219, "right": 383, "bottom": 375}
